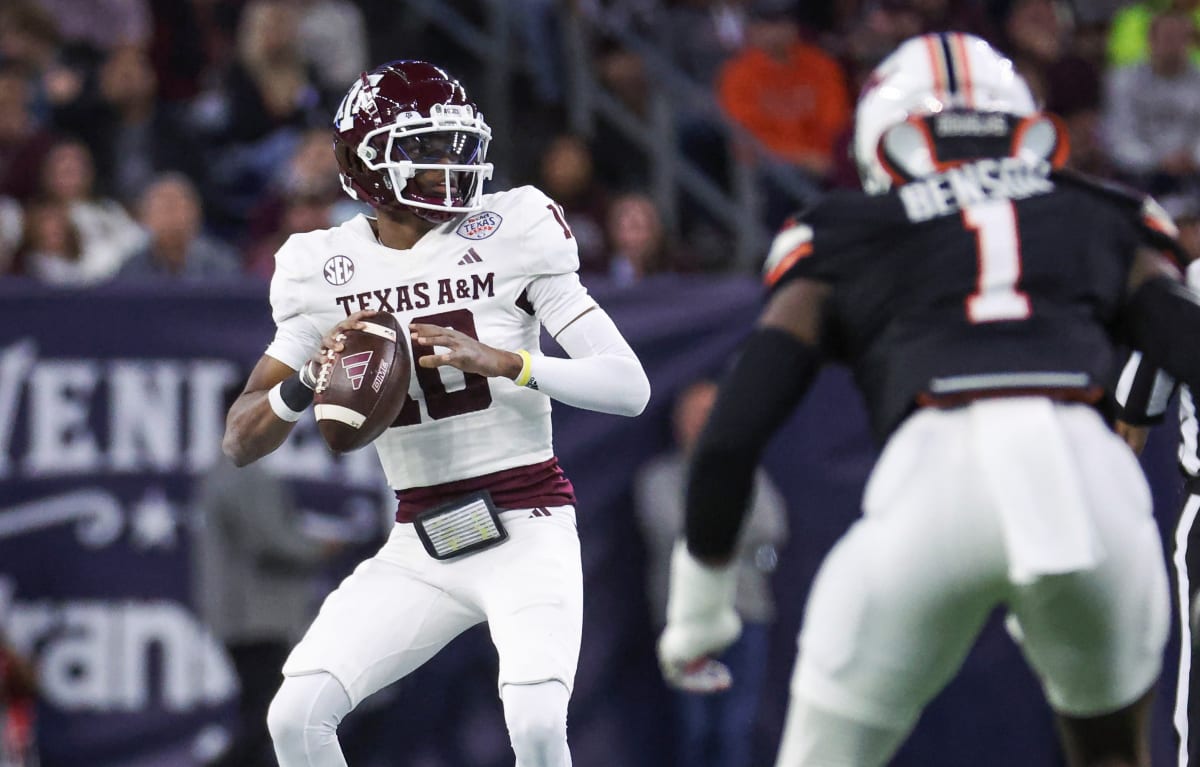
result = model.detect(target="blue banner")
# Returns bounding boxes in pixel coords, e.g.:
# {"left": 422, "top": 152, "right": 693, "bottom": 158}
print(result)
{"left": 0, "top": 282, "right": 392, "bottom": 766}
{"left": 0, "top": 276, "right": 1187, "bottom": 766}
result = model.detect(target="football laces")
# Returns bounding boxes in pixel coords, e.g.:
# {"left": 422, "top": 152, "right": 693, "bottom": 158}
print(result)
{"left": 315, "top": 348, "right": 336, "bottom": 393}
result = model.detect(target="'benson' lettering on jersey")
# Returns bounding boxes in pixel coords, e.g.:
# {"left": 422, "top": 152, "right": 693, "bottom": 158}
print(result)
{"left": 899, "top": 158, "right": 1053, "bottom": 222}
{"left": 334, "top": 272, "right": 496, "bottom": 315}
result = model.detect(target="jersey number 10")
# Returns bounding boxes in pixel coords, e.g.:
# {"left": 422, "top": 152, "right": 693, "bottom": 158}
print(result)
{"left": 392, "top": 308, "right": 493, "bottom": 426}
{"left": 962, "top": 200, "right": 1032, "bottom": 324}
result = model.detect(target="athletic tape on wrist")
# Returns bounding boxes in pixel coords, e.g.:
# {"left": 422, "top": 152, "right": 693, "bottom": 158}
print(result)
{"left": 298, "top": 359, "right": 319, "bottom": 390}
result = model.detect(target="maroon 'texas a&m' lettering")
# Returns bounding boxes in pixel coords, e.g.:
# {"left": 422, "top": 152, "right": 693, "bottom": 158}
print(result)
{"left": 334, "top": 272, "right": 496, "bottom": 316}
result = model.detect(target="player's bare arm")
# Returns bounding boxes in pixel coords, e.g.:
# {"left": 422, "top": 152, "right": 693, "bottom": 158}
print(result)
{"left": 222, "top": 310, "right": 377, "bottom": 466}
{"left": 410, "top": 323, "right": 523, "bottom": 378}
{"left": 1114, "top": 421, "right": 1151, "bottom": 455}
{"left": 222, "top": 355, "right": 299, "bottom": 466}
{"left": 759, "top": 276, "right": 831, "bottom": 346}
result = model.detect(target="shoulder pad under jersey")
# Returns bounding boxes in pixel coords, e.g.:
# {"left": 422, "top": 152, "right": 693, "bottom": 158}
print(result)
{"left": 1054, "top": 169, "right": 1187, "bottom": 266}
{"left": 762, "top": 190, "right": 898, "bottom": 289}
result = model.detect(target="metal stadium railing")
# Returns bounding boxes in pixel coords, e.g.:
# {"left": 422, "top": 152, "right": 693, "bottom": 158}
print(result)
{"left": 398, "top": 0, "right": 817, "bottom": 271}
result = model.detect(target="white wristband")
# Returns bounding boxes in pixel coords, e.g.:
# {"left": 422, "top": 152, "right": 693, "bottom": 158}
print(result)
{"left": 268, "top": 381, "right": 305, "bottom": 422}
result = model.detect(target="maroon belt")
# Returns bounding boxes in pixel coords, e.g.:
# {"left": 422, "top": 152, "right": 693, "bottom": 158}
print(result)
{"left": 394, "top": 456, "right": 576, "bottom": 522}
{"left": 916, "top": 385, "right": 1104, "bottom": 410}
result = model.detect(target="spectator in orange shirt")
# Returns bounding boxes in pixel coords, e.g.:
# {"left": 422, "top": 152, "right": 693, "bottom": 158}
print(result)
{"left": 716, "top": 0, "right": 850, "bottom": 182}
{"left": 713, "top": 0, "right": 850, "bottom": 230}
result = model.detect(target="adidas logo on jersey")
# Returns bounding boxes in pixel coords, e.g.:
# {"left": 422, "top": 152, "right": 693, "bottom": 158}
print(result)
{"left": 457, "top": 248, "right": 483, "bottom": 266}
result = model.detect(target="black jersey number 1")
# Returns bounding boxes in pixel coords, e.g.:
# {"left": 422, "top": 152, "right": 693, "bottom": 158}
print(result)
{"left": 962, "top": 200, "right": 1032, "bottom": 324}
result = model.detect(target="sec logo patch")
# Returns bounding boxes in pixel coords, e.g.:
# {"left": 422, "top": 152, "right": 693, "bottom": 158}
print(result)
{"left": 455, "top": 211, "right": 503, "bottom": 240}
{"left": 324, "top": 255, "right": 355, "bottom": 286}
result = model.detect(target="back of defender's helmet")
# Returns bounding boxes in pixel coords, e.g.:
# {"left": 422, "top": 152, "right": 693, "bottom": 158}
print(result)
{"left": 853, "top": 33, "right": 1037, "bottom": 194}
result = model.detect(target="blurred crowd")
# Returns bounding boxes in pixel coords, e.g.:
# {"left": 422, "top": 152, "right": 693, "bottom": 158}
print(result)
{"left": 2, "top": 0, "right": 1200, "bottom": 286}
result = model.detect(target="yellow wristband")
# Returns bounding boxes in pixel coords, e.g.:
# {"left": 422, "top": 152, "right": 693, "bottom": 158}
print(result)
{"left": 514, "top": 349, "right": 533, "bottom": 387}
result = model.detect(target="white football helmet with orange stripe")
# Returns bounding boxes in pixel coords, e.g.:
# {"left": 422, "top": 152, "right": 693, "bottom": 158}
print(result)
{"left": 853, "top": 33, "right": 1038, "bottom": 194}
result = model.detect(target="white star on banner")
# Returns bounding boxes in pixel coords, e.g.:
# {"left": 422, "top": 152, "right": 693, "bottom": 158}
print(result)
{"left": 130, "top": 487, "right": 177, "bottom": 550}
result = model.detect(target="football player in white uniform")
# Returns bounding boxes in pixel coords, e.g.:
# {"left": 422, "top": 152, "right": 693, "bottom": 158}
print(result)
{"left": 222, "top": 60, "right": 650, "bottom": 767}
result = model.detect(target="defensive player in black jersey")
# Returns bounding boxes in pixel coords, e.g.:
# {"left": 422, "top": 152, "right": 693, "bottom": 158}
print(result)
{"left": 657, "top": 33, "right": 1200, "bottom": 767}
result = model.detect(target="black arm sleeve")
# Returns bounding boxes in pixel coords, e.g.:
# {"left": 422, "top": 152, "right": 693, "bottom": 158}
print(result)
{"left": 1124, "top": 277, "right": 1200, "bottom": 392}
{"left": 684, "top": 328, "right": 822, "bottom": 560}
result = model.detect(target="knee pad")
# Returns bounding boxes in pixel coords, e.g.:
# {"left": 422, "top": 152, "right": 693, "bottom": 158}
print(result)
{"left": 501, "top": 681, "right": 571, "bottom": 767}
{"left": 267, "top": 672, "right": 352, "bottom": 767}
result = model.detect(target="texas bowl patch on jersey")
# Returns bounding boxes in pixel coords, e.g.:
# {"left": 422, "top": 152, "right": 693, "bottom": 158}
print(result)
{"left": 455, "top": 211, "right": 502, "bottom": 240}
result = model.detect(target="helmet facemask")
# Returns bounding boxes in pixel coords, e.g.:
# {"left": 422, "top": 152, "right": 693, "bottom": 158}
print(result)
{"left": 346, "top": 103, "right": 494, "bottom": 223}
{"left": 333, "top": 61, "right": 497, "bottom": 224}
{"left": 338, "top": 100, "right": 492, "bottom": 223}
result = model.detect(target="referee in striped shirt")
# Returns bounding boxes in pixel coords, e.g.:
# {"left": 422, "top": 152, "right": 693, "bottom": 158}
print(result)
{"left": 1116, "top": 194, "right": 1200, "bottom": 767}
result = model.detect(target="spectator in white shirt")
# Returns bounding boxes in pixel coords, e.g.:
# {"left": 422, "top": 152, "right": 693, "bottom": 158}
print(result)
{"left": 1103, "top": 10, "right": 1200, "bottom": 194}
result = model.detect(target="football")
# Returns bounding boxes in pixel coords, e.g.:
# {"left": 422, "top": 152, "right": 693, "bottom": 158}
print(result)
{"left": 313, "top": 312, "right": 411, "bottom": 453}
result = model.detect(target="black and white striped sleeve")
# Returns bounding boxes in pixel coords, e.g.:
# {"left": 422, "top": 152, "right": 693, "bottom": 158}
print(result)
{"left": 1114, "top": 349, "right": 1176, "bottom": 425}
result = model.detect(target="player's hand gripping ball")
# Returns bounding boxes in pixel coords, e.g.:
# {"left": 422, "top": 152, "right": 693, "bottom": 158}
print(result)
{"left": 313, "top": 312, "right": 411, "bottom": 453}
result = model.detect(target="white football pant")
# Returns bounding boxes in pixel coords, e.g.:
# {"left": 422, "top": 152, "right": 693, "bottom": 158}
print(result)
{"left": 269, "top": 505, "right": 582, "bottom": 766}
{"left": 776, "top": 399, "right": 1170, "bottom": 766}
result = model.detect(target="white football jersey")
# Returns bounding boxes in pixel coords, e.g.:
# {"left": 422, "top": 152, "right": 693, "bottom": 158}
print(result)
{"left": 264, "top": 185, "right": 596, "bottom": 491}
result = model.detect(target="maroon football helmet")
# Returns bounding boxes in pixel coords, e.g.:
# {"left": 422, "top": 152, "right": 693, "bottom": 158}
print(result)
{"left": 332, "top": 60, "right": 493, "bottom": 223}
